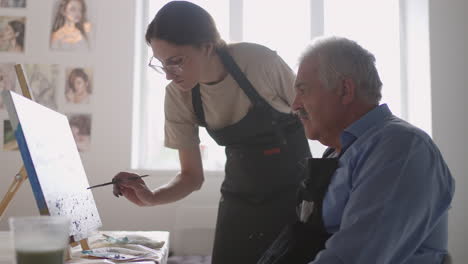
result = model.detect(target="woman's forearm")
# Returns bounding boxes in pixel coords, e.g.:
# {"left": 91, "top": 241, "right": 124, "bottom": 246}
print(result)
{"left": 148, "top": 172, "right": 204, "bottom": 205}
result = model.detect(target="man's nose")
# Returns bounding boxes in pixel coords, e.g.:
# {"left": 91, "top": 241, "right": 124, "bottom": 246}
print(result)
{"left": 292, "top": 95, "right": 301, "bottom": 112}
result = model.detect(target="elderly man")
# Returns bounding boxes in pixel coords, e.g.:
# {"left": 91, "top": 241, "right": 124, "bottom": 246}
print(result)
{"left": 259, "top": 36, "right": 455, "bottom": 264}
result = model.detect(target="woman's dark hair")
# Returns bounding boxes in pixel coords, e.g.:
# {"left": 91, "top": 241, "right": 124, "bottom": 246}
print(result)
{"left": 52, "top": 0, "right": 88, "bottom": 40}
{"left": 145, "top": 1, "right": 224, "bottom": 48}
{"left": 68, "top": 68, "right": 91, "bottom": 93}
{"left": 8, "top": 20, "right": 25, "bottom": 49}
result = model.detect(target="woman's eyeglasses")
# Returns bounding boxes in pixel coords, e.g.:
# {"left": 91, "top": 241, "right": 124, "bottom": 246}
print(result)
{"left": 148, "top": 55, "right": 187, "bottom": 75}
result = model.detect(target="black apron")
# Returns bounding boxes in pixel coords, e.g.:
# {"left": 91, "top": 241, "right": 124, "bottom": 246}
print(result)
{"left": 257, "top": 149, "right": 340, "bottom": 264}
{"left": 191, "top": 48, "right": 311, "bottom": 264}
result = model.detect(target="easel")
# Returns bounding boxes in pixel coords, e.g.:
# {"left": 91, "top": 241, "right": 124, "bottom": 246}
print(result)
{"left": 0, "top": 64, "right": 91, "bottom": 254}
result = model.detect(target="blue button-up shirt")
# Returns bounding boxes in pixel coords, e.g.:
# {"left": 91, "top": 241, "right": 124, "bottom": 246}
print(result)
{"left": 311, "top": 104, "right": 455, "bottom": 264}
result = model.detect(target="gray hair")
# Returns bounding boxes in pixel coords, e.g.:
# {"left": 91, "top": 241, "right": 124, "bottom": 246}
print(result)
{"left": 299, "top": 36, "right": 382, "bottom": 104}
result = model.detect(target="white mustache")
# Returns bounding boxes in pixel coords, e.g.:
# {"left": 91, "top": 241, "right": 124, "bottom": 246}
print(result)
{"left": 294, "top": 108, "right": 309, "bottom": 120}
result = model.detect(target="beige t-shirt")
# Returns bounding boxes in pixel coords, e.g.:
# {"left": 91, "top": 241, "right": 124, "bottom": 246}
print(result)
{"left": 164, "top": 42, "right": 296, "bottom": 149}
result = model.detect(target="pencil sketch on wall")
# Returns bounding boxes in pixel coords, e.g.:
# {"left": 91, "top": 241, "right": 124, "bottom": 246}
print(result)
{"left": 24, "top": 64, "right": 59, "bottom": 110}
{"left": 65, "top": 67, "right": 92, "bottom": 104}
{"left": 0, "top": 63, "right": 17, "bottom": 110}
{"left": 67, "top": 113, "right": 91, "bottom": 152}
{"left": 0, "top": 16, "right": 25, "bottom": 53}
{"left": 0, "top": 0, "right": 26, "bottom": 8}
{"left": 50, "top": 0, "right": 94, "bottom": 52}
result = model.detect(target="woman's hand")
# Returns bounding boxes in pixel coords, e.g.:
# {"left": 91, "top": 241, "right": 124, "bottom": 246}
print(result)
{"left": 112, "top": 172, "right": 154, "bottom": 206}
{"left": 111, "top": 147, "right": 204, "bottom": 206}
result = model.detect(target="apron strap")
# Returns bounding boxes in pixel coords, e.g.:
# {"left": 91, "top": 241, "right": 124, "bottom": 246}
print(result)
{"left": 191, "top": 84, "right": 207, "bottom": 127}
{"left": 215, "top": 47, "right": 292, "bottom": 144}
{"left": 216, "top": 48, "right": 267, "bottom": 106}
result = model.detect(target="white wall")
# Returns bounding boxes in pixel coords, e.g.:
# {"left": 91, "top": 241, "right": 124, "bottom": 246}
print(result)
{"left": 0, "top": 0, "right": 467, "bottom": 259}
{"left": 429, "top": 0, "right": 468, "bottom": 263}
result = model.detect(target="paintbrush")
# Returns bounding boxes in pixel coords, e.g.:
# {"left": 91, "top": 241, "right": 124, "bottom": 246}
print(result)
{"left": 87, "top": 174, "right": 149, "bottom": 189}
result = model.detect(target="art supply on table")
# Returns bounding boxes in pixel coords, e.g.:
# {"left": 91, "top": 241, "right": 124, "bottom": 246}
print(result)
{"left": 101, "top": 234, "right": 165, "bottom": 249}
{"left": 80, "top": 233, "right": 165, "bottom": 263}
{"left": 87, "top": 175, "right": 149, "bottom": 190}
{"left": 10, "top": 216, "right": 70, "bottom": 264}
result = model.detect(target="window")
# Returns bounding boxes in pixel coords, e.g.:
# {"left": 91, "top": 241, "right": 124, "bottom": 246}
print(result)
{"left": 138, "top": 0, "right": 404, "bottom": 171}
{"left": 139, "top": 0, "right": 230, "bottom": 171}
{"left": 324, "top": 0, "right": 402, "bottom": 117}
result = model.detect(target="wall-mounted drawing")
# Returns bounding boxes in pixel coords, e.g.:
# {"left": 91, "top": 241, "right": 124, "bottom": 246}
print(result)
{"left": 65, "top": 67, "right": 92, "bottom": 104}
{"left": 0, "top": 0, "right": 26, "bottom": 8}
{"left": 67, "top": 113, "right": 91, "bottom": 152}
{"left": 0, "top": 16, "right": 25, "bottom": 53}
{"left": 3, "top": 119, "right": 17, "bottom": 151}
{"left": 0, "top": 63, "right": 17, "bottom": 110}
{"left": 24, "top": 64, "right": 58, "bottom": 110}
{"left": 50, "top": 0, "right": 93, "bottom": 52}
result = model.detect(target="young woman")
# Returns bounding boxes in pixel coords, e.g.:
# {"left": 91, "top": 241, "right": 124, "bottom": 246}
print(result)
{"left": 69, "top": 114, "right": 91, "bottom": 152}
{"left": 0, "top": 63, "right": 16, "bottom": 109}
{"left": 50, "top": 0, "right": 91, "bottom": 51}
{"left": 0, "top": 19, "right": 24, "bottom": 52}
{"left": 66, "top": 68, "right": 91, "bottom": 104}
{"left": 0, "top": 0, "right": 26, "bottom": 8}
{"left": 112, "top": 2, "right": 311, "bottom": 263}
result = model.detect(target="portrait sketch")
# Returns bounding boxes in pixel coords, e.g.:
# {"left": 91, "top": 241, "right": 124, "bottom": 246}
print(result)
{"left": 50, "top": 0, "right": 94, "bottom": 52}
{"left": 65, "top": 67, "right": 92, "bottom": 104}
{"left": 24, "top": 64, "right": 59, "bottom": 110}
{"left": 3, "top": 120, "right": 18, "bottom": 151}
{"left": 67, "top": 113, "right": 91, "bottom": 152}
{"left": 0, "top": 63, "right": 17, "bottom": 110}
{"left": 0, "top": 0, "right": 26, "bottom": 8}
{"left": 0, "top": 16, "right": 25, "bottom": 53}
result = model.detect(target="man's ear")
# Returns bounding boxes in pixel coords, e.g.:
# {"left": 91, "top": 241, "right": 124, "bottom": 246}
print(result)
{"left": 340, "top": 78, "right": 356, "bottom": 105}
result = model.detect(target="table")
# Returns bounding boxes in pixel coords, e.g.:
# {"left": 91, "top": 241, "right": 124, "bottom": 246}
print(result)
{"left": 0, "top": 231, "right": 169, "bottom": 264}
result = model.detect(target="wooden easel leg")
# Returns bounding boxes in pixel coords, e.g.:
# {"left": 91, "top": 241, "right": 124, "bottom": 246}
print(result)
{"left": 0, "top": 167, "right": 28, "bottom": 220}
{"left": 0, "top": 65, "right": 34, "bottom": 221}
{"left": 80, "top": 239, "right": 90, "bottom": 250}
{"left": 67, "top": 238, "right": 90, "bottom": 261}
{"left": 14, "top": 64, "right": 34, "bottom": 101}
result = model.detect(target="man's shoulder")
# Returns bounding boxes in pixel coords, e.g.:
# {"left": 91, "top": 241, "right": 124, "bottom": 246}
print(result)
{"left": 354, "top": 116, "right": 437, "bottom": 156}
{"left": 379, "top": 116, "right": 432, "bottom": 143}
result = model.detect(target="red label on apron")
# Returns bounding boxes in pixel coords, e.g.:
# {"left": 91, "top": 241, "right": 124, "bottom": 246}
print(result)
{"left": 263, "top": 147, "right": 281, "bottom": 155}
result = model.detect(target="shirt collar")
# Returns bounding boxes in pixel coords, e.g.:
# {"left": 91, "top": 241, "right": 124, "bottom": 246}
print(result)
{"left": 340, "top": 104, "right": 393, "bottom": 150}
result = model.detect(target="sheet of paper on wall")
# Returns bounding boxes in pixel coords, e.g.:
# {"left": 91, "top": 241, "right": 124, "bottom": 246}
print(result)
{"left": 1, "top": 90, "right": 102, "bottom": 241}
